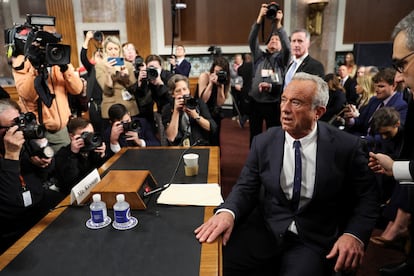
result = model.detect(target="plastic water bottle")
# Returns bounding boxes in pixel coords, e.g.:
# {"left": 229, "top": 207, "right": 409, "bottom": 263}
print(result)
{"left": 113, "top": 194, "right": 131, "bottom": 226}
{"left": 90, "top": 194, "right": 108, "bottom": 226}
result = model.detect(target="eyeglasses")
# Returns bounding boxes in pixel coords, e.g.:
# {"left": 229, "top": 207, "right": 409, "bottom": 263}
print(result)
{"left": 392, "top": 51, "right": 414, "bottom": 73}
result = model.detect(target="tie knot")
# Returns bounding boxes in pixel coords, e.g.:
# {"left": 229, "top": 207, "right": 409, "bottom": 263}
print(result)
{"left": 293, "top": 140, "right": 301, "bottom": 149}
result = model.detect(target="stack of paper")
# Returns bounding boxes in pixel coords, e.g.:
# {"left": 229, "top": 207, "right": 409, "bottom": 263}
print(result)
{"left": 156, "top": 183, "right": 224, "bottom": 206}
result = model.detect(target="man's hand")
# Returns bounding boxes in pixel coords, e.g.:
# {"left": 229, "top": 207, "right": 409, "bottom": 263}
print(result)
{"left": 3, "top": 126, "right": 25, "bottom": 160}
{"left": 326, "top": 234, "right": 364, "bottom": 273}
{"left": 194, "top": 212, "right": 234, "bottom": 245}
{"left": 94, "top": 142, "right": 106, "bottom": 158}
{"left": 368, "top": 152, "right": 394, "bottom": 176}
{"left": 71, "top": 134, "right": 85, "bottom": 154}
{"left": 30, "top": 156, "right": 52, "bottom": 168}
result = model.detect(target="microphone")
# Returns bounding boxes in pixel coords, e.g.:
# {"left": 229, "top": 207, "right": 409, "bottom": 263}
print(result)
{"left": 143, "top": 139, "right": 201, "bottom": 197}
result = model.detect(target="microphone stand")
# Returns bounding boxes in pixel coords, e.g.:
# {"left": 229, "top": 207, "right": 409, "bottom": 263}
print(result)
{"left": 143, "top": 139, "right": 201, "bottom": 197}
{"left": 170, "top": 0, "right": 176, "bottom": 72}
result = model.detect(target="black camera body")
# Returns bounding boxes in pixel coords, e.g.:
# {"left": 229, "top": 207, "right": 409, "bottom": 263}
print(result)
{"left": 93, "top": 31, "right": 103, "bottom": 43}
{"left": 44, "top": 43, "right": 71, "bottom": 66}
{"left": 266, "top": 2, "right": 280, "bottom": 20}
{"left": 80, "top": 131, "right": 102, "bottom": 152}
{"left": 146, "top": 67, "right": 159, "bottom": 81}
{"left": 14, "top": 112, "right": 45, "bottom": 139}
{"left": 122, "top": 120, "right": 141, "bottom": 132}
{"left": 27, "top": 139, "right": 54, "bottom": 158}
{"left": 217, "top": 70, "right": 228, "bottom": 84}
{"left": 183, "top": 94, "right": 199, "bottom": 110}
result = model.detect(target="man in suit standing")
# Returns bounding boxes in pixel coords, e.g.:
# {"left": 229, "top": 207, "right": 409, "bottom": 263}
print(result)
{"left": 338, "top": 64, "right": 358, "bottom": 104}
{"left": 195, "top": 72, "right": 379, "bottom": 275}
{"left": 284, "top": 29, "right": 325, "bottom": 88}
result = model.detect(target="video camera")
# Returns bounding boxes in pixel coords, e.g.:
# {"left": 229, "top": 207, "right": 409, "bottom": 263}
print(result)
{"left": 14, "top": 112, "right": 45, "bottom": 139}
{"left": 6, "top": 14, "right": 71, "bottom": 69}
{"left": 79, "top": 131, "right": 103, "bottom": 152}
{"left": 182, "top": 95, "right": 199, "bottom": 110}
{"left": 266, "top": 2, "right": 280, "bottom": 20}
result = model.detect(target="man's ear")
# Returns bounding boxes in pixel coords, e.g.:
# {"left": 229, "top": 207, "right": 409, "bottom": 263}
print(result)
{"left": 315, "top": 106, "right": 327, "bottom": 120}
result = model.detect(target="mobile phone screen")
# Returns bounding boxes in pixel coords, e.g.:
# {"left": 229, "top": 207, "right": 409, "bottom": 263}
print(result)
{"left": 108, "top": 57, "right": 124, "bottom": 66}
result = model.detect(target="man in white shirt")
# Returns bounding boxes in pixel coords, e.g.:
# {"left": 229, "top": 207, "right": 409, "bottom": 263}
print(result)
{"left": 368, "top": 9, "right": 414, "bottom": 275}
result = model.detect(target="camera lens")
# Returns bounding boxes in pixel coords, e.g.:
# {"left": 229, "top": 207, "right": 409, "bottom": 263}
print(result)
{"left": 49, "top": 46, "right": 63, "bottom": 62}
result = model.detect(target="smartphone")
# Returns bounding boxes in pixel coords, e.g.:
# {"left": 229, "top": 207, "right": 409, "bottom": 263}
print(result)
{"left": 107, "top": 57, "right": 124, "bottom": 66}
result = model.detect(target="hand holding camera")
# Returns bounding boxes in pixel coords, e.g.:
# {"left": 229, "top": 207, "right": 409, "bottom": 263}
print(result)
{"left": 3, "top": 125, "right": 25, "bottom": 160}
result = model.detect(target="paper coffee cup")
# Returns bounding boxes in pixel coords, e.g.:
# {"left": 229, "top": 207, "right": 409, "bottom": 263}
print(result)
{"left": 183, "top": 153, "right": 199, "bottom": 176}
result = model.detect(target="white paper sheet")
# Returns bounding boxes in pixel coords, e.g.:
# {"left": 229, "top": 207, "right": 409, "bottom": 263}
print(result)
{"left": 156, "top": 183, "right": 224, "bottom": 206}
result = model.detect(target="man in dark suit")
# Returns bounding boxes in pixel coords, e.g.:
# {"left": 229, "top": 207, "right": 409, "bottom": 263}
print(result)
{"left": 284, "top": 28, "right": 325, "bottom": 88}
{"left": 195, "top": 72, "right": 379, "bottom": 275}
{"left": 338, "top": 64, "right": 358, "bottom": 104}
{"left": 368, "top": 9, "right": 414, "bottom": 275}
{"left": 344, "top": 68, "right": 408, "bottom": 137}
{"left": 169, "top": 45, "right": 191, "bottom": 77}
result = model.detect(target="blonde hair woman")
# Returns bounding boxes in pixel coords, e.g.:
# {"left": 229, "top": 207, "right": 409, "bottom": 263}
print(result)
{"left": 355, "top": 75, "right": 375, "bottom": 112}
{"left": 95, "top": 36, "right": 138, "bottom": 122}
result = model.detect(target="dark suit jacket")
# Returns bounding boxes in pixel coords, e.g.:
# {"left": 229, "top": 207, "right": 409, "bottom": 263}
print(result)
{"left": 294, "top": 55, "right": 325, "bottom": 78}
{"left": 348, "top": 92, "right": 408, "bottom": 136}
{"left": 221, "top": 122, "right": 379, "bottom": 254}
{"left": 173, "top": 59, "right": 191, "bottom": 77}
{"left": 343, "top": 77, "right": 358, "bottom": 104}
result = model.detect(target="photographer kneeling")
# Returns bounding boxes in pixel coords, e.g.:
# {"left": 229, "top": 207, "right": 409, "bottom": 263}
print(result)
{"left": 53, "top": 117, "right": 106, "bottom": 195}
{"left": 0, "top": 99, "right": 63, "bottom": 254}
{"left": 162, "top": 74, "right": 217, "bottom": 146}
{"left": 103, "top": 103, "right": 160, "bottom": 158}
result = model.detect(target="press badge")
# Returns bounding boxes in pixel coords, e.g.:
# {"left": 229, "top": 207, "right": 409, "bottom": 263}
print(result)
{"left": 22, "top": 190, "right": 33, "bottom": 207}
{"left": 261, "top": 69, "right": 273, "bottom": 78}
{"left": 122, "top": 90, "right": 133, "bottom": 101}
{"left": 183, "top": 138, "right": 190, "bottom": 147}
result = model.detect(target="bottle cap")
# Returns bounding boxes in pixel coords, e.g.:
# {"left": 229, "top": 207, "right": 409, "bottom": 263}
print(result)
{"left": 116, "top": 194, "right": 125, "bottom": 202}
{"left": 92, "top": 194, "right": 101, "bottom": 202}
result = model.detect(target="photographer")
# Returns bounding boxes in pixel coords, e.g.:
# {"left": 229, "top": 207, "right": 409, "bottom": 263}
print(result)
{"left": 103, "top": 103, "right": 160, "bottom": 158}
{"left": 133, "top": 54, "right": 174, "bottom": 129}
{"left": 162, "top": 74, "right": 217, "bottom": 146}
{"left": 0, "top": 99, "right": 63, "bottom": 254}
{"left": 79, "top": 30, "right": 104, "bottom": 134}
{"left": 248, "top": 3, "right": 290, "bottom": 146}
{"left": 12, "top": 24, "right": 83, "bottom": 153}
{"left": 95, "top": 36, "right": 139, "bottom": 130}
{"left": 197, "top": 56, "right": 231, "bottom": 146}
{"left": 54, "top": 117, "right": 106, "bottom": 195}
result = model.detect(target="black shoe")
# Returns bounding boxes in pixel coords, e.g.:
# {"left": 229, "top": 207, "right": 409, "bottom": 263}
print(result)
{"left": 379, "top": 261, "right": 414, "bottom": 275}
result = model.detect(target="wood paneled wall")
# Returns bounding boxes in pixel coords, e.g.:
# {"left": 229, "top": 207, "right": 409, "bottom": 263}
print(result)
{"left": 46, "top": 0, "right": 79, "bottom": 68}
{"left": 344, "top": 0, "right": 414, "bottom": 44}
{"left": 125, "top": 0, "right": 151, "bottom": 59}
{"left": 163, "top": 0, "right": 285, "bottom": 46}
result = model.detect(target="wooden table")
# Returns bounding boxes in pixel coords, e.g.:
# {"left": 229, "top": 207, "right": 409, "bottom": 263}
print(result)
{"left": 0, "top": 146, "right": 222, "bottom": 275}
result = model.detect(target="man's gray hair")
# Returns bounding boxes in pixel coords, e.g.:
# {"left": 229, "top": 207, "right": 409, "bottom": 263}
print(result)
{"left": 291, "top": 72, "right": 329, "bottom": 108}
{"left": 0, "top": 99, "right": 19, "bottom": 115}
{"left": 392, "top": 10, "right": 414, "bottom": 51}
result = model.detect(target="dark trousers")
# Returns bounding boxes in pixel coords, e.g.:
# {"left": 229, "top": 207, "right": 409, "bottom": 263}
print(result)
{"left": 249, "top": 100, "right": 281, "bottom": 146}
{"left": 223, "top": 209, "right": 335, "bottom": 276}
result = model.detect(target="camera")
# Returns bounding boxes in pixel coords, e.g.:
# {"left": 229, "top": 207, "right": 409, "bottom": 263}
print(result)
{"left": 14, "top": 112, "right": 45, "bottom": 139}
{"left": 21, "top": 14, "right": 71, "bottom": 69}
{"left": 122, "top": 120, "right": 141, "bottom": 132}
{"left": 27, "top": 139, "right": 54, "bottom": 158}
{"left": 93, "top": 31, "right": 103, "bottom": 43}
{"left": 146, "top": 67, "right": 159, "bottom": 80}
{"left": 79, "top": 131, "right": 102, "bottom": 152}
{"left": 217, "top": 70, "right": 228, "bottom": 84}
{"left": 183, "top": 94, "right": 199, "bottom": 110}
{"left": 266, "top": 2, "right": 280, "bottom": 20}
{"left": 44, "top": 43, "right": 71, "bottom": 65}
